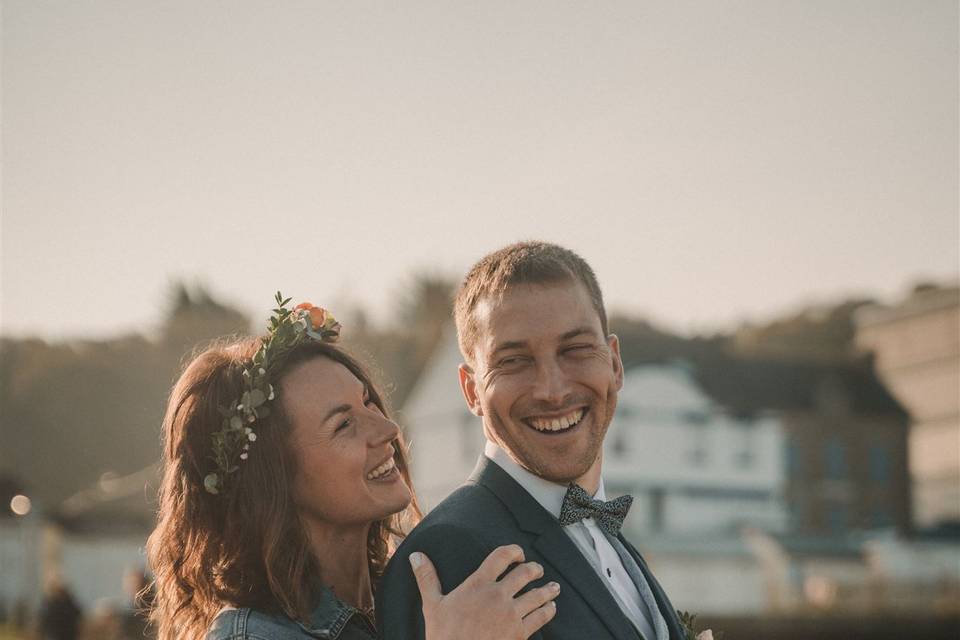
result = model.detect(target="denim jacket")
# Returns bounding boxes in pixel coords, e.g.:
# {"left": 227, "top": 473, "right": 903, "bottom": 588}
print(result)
{"left": 205, "top": 587, "right": 376, "bottom": 640}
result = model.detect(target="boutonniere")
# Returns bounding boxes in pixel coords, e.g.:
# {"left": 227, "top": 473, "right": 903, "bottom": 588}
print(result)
{"left": 677, "top": 610, "right": 722, "bottom": 640}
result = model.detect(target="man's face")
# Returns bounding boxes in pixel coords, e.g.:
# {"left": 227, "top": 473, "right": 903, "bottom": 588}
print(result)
{"left": 459, "top": 280, "right": 623, "bottom": 484}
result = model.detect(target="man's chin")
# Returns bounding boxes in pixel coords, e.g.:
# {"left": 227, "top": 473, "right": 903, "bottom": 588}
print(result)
{"left": 518, "top": 457, "right": 593, "bottom": 485}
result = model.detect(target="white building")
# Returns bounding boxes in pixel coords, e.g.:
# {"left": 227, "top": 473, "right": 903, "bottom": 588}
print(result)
{"left": 400, "top": 328, "right": 484, "bottom": 511}
{"left": 605, "top": 363, "right": 788, "bottom": 536}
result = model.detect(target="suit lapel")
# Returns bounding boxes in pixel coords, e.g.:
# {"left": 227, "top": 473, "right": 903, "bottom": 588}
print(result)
{"left": 617, "top": 534, "right": 685, "bottom": 640}
{"left": 470, "top": 458, "right": 642, "bottom": 640}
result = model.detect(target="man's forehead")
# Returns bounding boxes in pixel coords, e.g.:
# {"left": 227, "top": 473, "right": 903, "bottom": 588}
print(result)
{"left": 472, "top": 281, "right": 603, "bottom": 350}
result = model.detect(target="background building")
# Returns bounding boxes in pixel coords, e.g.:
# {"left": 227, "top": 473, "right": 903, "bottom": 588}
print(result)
{"left": 855, "top": 284, "right": 960, "bottom": 528}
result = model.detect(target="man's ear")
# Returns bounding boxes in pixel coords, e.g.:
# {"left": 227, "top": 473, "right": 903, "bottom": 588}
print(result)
{"left": 607, "top": 333, "right": 624, "bottom": 390}
{"left": 458, "top": 362, "right": 484, "bottom": 416}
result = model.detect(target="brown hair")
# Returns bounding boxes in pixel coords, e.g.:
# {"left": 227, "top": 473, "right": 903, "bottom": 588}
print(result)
{"left": 146, "top": 338, "right": 420, "bottom": 640}
{"left": 453, "top": 241, "right": 608, "bottom": 362}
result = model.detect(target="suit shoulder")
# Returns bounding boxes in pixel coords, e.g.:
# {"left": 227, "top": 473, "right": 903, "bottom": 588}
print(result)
{"left": 414, "top": 482, "right": 511, "bottom": 530}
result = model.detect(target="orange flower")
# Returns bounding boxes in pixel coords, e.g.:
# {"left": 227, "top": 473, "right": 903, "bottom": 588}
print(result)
{"left": 308, "top": 307, "right": 327, "bottom": 330}
{"left": 295, "top": 302, "right": 327, "bottom": 330}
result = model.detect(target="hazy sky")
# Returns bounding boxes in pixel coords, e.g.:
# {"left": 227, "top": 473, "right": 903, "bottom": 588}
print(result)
{"left": 3, "top": 1, "right": 957, "bottom": 340}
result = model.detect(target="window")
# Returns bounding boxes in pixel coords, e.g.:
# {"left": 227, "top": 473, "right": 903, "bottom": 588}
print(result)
{"left": 825, "top": 438, "right": 846, "bottom": 479}
{"left": 871, "top": 507, "right": 893, "bottom": 529}
{"left": 610, "top": 428, "right": 628, "bottom": 457}
{"left": 649, "top": 488, "right": 665, "bottom": 532}
{"left": 827, "top": 505, "right": 847, "bottom": 533}
{"left": 733, "top": 421, "right": 756, "bottom": 468}
{"left": 688, "top": 423, "right": 708, "bottom": 465}
{"left": 785, "top": 441, "right": 800, "bottom": 477}
{"left": 869, "top": 445, "right": 890, "bottom": 485}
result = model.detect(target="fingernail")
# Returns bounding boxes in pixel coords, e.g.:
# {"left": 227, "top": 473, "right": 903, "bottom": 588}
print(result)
{"left": 409, "top": 552, "right": 423, "bottom": 569}
{"left": 549, "top": 581, "right": 560, "bottom": 592}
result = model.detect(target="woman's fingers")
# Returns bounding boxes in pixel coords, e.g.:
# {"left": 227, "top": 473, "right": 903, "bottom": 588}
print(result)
{"left": 470, "top": 544, "right": 526, "bottom": 584}
{"left": 410, "top": 552, "right": 442, "bottom": 607}
{"left": 499, "top": 561, "right": 544, "bottom": 596}
{"left": 513, "top": 581, "right": 560, "bottom": 618}
{"left": 521, "top": 601, "right": 558, "bottom": 638}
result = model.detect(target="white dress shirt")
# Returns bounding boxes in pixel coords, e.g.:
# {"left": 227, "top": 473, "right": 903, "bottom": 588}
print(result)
{"left": 485, "top": 441, "right": 665, "bottom": 640}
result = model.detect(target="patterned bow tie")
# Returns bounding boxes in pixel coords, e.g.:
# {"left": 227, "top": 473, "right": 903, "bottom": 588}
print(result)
{"left": 558, "top": 484, "right": 633, "bottom": 536}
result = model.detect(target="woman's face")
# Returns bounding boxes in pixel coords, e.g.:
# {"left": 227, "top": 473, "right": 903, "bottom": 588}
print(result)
{"left": 281, "top": 356, "right": 412, "bottom": 528}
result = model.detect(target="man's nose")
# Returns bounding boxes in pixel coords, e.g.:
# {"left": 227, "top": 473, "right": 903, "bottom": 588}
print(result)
{"left": 531, "top": 358, "right": 572, "bottom": 406}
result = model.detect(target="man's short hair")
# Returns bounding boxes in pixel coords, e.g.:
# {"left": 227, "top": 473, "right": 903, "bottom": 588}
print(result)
{"left": 453, "top": 241, "right": 609, "bottom": 362}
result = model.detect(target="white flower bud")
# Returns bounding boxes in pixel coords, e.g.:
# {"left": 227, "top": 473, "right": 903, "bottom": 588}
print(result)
{"left": 248, "top": 432, "right": 258, "bottom": 442}
{"left": 240, "top": 452, "right": 248, "bottom": 460}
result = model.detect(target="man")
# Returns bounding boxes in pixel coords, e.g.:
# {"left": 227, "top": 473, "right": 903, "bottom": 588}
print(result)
{"left": 378, "top": 242, "right": 683, "bottom": 640}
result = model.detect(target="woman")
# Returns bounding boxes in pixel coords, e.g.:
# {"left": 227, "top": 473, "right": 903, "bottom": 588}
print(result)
{"left": 146, "top": 295, "right": 558, "bottom": 640}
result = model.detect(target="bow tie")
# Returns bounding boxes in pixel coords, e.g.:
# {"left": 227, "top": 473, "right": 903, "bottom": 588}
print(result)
{"left": 558, "top": 484, "right": 633, "bottom": 536}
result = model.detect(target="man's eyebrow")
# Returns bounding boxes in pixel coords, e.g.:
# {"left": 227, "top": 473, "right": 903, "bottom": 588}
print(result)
{"left": 490, "top": 340, "right": 528, "bottom": 356}
{"left": 322, "top": 404, "right": 352, "bottom": 424}
{"left": 560, "top": 327, "right": 596, "bottom": 341}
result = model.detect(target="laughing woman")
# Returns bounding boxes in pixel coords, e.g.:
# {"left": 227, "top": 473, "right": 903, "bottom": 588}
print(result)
{"left": 146, "top": 295, "right": 558, "bottom": 640}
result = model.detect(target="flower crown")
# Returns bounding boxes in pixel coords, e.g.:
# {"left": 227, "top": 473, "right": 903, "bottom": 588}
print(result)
{"left": 203, "top": 292, "right": 341, "bottom": 495}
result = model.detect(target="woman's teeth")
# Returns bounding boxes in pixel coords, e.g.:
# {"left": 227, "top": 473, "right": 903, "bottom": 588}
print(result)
{"left": 367, "top": 457, "right": 397, "bottom": 480}
{"left": 528, "top": 408, "right": 585, "bottom": 432}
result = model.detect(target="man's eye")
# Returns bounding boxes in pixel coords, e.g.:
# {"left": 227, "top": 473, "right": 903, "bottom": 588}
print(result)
{"left": 564, "top": 344, "right": 592, "bottom": 354}
{"left": 336, "top": 417, "right": 353, "bottom": 432}
{"left": 499, "top": 356, "right": 525, "bottom": 367}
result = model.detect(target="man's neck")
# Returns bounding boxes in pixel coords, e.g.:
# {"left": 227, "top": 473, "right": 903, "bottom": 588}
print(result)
{"left": 573, "top": 454, "right": 603, "bottom": 495}
{"left": 484, "top": 442, "right": 606, "bottom": 517}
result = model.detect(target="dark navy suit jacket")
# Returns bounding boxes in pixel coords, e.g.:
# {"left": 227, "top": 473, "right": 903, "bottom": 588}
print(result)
{"left": 376, "top": 457, "right": 684, "bottom": 640}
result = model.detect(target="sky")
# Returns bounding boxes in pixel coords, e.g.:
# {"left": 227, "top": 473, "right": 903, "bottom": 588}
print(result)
{"left": 2, "top": 0, "right": 957, "bottom": 341}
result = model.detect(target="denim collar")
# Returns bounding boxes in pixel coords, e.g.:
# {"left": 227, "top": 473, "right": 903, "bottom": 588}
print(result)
{"left": 295, "top": 585, "right": 374, "bottom": 639}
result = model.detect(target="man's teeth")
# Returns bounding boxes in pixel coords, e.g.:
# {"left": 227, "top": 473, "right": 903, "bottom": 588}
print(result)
{"left": 528, "top": 409, "right": 584, "bottom": 432}
{"left": 367, "top": 457, "right": 396, "bottom": 480}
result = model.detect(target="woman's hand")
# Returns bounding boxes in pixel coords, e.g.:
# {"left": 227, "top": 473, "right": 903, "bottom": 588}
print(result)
{"left": 411, "top": 544, "right": 559, "bottom": 640}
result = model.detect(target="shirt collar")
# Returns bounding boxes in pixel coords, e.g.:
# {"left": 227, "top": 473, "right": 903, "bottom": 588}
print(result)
{"left": 483, "top": 440, "right": 606, "bottom": 520}
{"left": 297, "top": 585, "right": 373, "bottom": 639}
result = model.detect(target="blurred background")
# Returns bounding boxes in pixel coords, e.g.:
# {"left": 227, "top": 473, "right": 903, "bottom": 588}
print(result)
{"left": 2, "top": 1, "right": 958, "bottom": 639}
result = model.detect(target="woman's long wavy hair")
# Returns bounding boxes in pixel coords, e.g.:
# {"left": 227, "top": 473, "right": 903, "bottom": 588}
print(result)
{"left": 146, "top": 337, "right": 422, "bottom": 640}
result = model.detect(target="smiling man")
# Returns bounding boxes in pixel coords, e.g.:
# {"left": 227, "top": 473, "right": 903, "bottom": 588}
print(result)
{"left": 378, "top": 242, "right": 683, "bottom": 640}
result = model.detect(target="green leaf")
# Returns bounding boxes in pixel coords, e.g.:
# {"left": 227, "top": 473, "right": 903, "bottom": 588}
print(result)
{"left": 248, "top": 388, "right": 267, "bottom": 407}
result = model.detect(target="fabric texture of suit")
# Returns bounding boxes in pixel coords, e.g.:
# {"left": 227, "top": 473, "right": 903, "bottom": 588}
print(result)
{"left": 376, "top": 456, "right": 684, "bottom": 640}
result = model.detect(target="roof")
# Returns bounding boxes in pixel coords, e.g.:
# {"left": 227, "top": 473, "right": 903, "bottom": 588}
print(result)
{"left": 692, "top": 356, "right": 908, "bottom": 418}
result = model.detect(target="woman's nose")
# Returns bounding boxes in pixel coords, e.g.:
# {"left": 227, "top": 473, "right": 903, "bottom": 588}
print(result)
{"left": 369, "top": 412, "right": 400, "bottom": 445}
